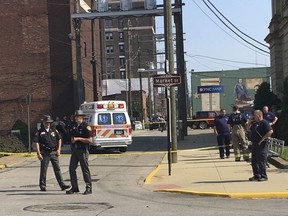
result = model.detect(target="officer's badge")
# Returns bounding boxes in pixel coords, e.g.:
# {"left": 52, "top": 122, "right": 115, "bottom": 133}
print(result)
{"left": 87, "top": 126, "right": 91, "bottom": 131}
{"left": 51, "top": 132, "right": 56, "bottom": 137}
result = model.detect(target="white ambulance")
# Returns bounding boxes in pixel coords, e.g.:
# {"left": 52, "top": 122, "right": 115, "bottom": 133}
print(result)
{"left": 80, "top": 100, "right": 132, "bottom": 152}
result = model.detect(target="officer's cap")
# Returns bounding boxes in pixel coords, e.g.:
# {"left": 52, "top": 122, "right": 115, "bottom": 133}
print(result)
{"left": 74, "top": 110, "right": 86, "bottom": 117}
{"left": 42, "top": 115, "right": 54, "bottom": 123}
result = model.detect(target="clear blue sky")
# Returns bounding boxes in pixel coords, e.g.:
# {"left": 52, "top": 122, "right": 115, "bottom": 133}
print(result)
{"left": 156, "top": 0, "right": 271, "bottom": 72}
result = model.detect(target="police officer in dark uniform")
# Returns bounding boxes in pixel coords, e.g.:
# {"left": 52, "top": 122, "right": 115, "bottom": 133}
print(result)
{"left": 213, "top": 109, "right": 231, "bottom": 159}
{"left": 66, "top": 110, "right": 93, "bottom": 195}
{"left": 247, "top": 110, "right": 273, "bottom": 181}
{"left": 34, "top": 115, "right": 70, "bottom": 191}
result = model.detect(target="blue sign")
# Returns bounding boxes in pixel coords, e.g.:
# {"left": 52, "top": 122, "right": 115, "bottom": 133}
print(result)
{"left": 197, "top": 85, "right": 224, "bottom": 94}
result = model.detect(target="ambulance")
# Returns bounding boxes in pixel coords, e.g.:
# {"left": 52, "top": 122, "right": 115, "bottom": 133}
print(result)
{"left": 80, "top": 100, "right": 132, "bottom": 152}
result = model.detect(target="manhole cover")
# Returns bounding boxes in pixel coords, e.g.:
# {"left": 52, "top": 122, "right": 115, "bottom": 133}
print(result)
{"left": 24, "top": 203, "right": 113, "bottom": 213}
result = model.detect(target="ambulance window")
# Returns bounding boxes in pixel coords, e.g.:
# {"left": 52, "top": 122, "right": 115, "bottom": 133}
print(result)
{"left": 98, "top": 113, "right": 111, "bottom": 125}
{"left": 113, "top": 113, "right": 126, "bottom": 124}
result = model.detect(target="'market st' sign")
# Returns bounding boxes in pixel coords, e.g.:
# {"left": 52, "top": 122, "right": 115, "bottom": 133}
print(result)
{"left": 153, "top": 74, "right": 181, "bottom": 87}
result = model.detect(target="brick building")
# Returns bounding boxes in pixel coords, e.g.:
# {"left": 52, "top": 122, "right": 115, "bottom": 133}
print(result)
{"left": 0, "top": 0, "right": 102, "bottom": 135}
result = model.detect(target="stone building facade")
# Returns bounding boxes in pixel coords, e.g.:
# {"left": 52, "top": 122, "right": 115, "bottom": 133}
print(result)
{"left": 265, "top": 0, "right": 288, "bottom": 97}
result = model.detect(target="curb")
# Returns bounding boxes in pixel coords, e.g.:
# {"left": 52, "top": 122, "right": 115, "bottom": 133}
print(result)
{"left": 268, "top": 156, "right": 288, "bottom": 169}
{"left": 154, "top": 189, "right": 288, "bottom": 199}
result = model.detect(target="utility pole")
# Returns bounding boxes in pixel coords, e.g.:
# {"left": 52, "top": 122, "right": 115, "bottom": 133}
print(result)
{"left": 137, "top": 35, "right": 144, "bottom": 123}
{"left": 175, "top": 0, "right": 187, "bottom": 137}
{"left": 164, "top": 0, "right": 177, "bottom": 163}
{"left": 91, "top": 0, "right": 98, "bottom": 101}
{"left": 73, "top": 0, "right": 84, "bottom": 107}
{"left": 127, "top": 19, "right": 132, "bottom": 118}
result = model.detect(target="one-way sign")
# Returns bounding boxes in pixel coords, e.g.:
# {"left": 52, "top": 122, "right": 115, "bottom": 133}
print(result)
{"left": 153, "top": 74, "right": 181, "bottom": 87}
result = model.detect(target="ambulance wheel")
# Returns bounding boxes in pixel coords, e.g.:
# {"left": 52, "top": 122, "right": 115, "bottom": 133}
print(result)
{"left": 119, "top": 147, "right": 127, "bottom": 153}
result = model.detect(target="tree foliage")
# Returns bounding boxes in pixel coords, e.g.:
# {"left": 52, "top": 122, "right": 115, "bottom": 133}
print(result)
{"left": 253, "top": 82, "right": 281, "bottom": 110}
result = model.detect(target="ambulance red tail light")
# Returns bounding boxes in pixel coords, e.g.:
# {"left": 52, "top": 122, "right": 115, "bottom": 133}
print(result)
{"left": 129, "top": 127, "right": 132, "bottom": 135}
{"left": 92, "top": 129, "right": 96, "bottom": 137}
{"left": 118, "top": 104, "right": 124, "bottom": 109}
{"left": 97, "top": 104, "right": 104, "bottom": 109}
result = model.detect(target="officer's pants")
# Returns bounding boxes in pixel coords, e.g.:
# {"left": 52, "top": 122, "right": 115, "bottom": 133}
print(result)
{"left": 69, "top": 148, "right": 92, "bottom": 190}
{"left": 251, "top": 142, "right": 268, "bottom": 179}
{"left": 231, "top": 125, "right": 249, "bottom": 159}
{"left": 216, "top": 134, "right": 231, "bottom": 158}
{"left": 39, "top": 152, "right": 65, "bottom": 189}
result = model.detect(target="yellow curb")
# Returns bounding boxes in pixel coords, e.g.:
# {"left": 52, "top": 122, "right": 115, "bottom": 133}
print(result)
{"left": 0, "top": 152, "right": 36, "bottom": 157}
{"left": 144, "top": 164, "right": 163, "bottom": 185}
{"left": 154, "top": 189, "right": 288, "bottom": 199}
{"left": 0, "top": 146, "right": 216, "bottom": 158}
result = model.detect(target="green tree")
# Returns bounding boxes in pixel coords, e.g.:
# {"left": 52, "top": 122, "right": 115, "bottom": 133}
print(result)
{"left": 253, "top": 82, "right": 281, "bottom": 110}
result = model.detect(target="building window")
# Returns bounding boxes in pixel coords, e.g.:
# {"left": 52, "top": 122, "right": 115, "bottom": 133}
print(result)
{"left": 119, "top": 32, "right": 124, "bottom": 41}
{"left": 120, "top": 58, "right": 125, "bottom": 68}
{"left": 119, "top": 45, "right": 125, "bottom": 55}
{"left": 105, "top": 19, "right": 113, "bottom": 27}
{"left": 105, "top": 32, "right": 113, "bottom": 40}
{"left": 119, "top": 19, "right": 124, "bottom": 28}
{"left": 120, "top": 71, "right": 126, "bottom": 79}
{"left": 107, "top": 58, "right": 114, "bottom": 67}
{"left": 106, "top": 45, "right": 114, "bottom": 54}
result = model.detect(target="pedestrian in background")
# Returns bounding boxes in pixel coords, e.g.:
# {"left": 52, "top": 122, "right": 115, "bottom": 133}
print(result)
{"left": 227, "top": 105, "right": 250, "bottom": 161}
{"left": 262, "top": 106, "right": 278, "bottom": 126}
{"left": 66, "top": 110, "right": 93, "bottom": 195}
{"left": 246, "top": 110, "right": 273, "bottom": 181}
{"left": 213, "top": 109, "right": 231, "bottom": 159}
{"left": 34, "top": 115, "right": 70, "bottom": 192}
{"left": 263, "top": 106, "right": 278, "bottom": 137}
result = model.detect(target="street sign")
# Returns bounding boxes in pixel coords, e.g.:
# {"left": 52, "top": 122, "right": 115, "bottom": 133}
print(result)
{"left": 197, "top": 85, "right": 224, "bottom": 94}
{"left": 153, "top": 74, "right": 181, "bottom": 87}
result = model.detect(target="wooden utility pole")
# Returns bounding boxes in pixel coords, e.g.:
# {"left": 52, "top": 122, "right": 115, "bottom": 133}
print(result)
{"left": 91, "top": 0, "right": 98, "bottom": 101}
{"left": 73, "top": 0, "right": 84, "bottom": 106}
{"left": 175, "top": 0, "right": 187, "bottom": 137}
{"left": 164, "top": 0, "right": 177, "bottom": 163}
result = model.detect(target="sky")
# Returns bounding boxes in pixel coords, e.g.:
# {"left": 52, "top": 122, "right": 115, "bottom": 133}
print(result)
{"left": 155, "top": 0, "right": 271, "bottom": 73}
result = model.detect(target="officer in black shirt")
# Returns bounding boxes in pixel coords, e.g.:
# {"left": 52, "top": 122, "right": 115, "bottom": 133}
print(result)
{"left": 66, "top": 110, "right": 93, "bottom": 195}
{"left": 247, "top": 110, "right": 273, "bottom": 181}
{"left": 34, "top": 115, "right": 70, "bottom": 191}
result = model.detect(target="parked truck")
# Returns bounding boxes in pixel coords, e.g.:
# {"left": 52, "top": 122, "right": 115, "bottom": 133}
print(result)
{"left": 187, "top": 111, "right": 218, "bottom": 129}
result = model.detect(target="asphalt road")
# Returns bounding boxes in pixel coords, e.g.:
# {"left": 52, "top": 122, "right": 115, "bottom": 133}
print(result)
{"left": 1, "top": 129, "right": 288, "bottom": 215}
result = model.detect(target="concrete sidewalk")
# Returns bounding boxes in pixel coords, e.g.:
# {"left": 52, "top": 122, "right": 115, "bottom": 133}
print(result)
{"left": 144, "top": 130, "right": 288, "bottom": 199}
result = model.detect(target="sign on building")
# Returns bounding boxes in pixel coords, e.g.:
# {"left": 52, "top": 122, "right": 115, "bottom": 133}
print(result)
{"left": 197, "top": 85, "right": 224, "bottom": 94}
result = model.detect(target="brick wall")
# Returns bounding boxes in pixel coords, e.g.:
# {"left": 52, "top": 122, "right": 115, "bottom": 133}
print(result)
{"left": 0, "top": 1, "right": 52, "bottom": 134}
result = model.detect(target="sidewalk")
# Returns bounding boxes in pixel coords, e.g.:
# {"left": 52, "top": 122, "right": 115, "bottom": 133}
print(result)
{"left": 145, "top": 130, "right": 288, "bottom": 199}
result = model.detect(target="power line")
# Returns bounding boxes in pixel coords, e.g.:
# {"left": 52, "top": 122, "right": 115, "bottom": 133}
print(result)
{"left": 191, "top": 0, "right": 269, "bottom": 57}
{"left": 206, "top": 0, "right": 269, "bottom": 49}
{"left": 202, "top": 0, "right": 269, "bottom": 54}
{"left": 187, "top": 54, "right": 268, "bottom": 66}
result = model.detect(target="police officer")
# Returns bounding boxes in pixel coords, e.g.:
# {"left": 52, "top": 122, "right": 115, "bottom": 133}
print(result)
{"left": 247, "top": 110, "right": 273, "bottom": 181}
{"left": 34, "top": 115, "right": 70, "bottom": 191}
{"left": 213, "top": 109, "right": 231, "bottom": 159}
{"left": 66, "top": 110, "right": 93, "bottom": 195}
{"left": 227, "top": 105, "right": 250, "bottom": 161}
